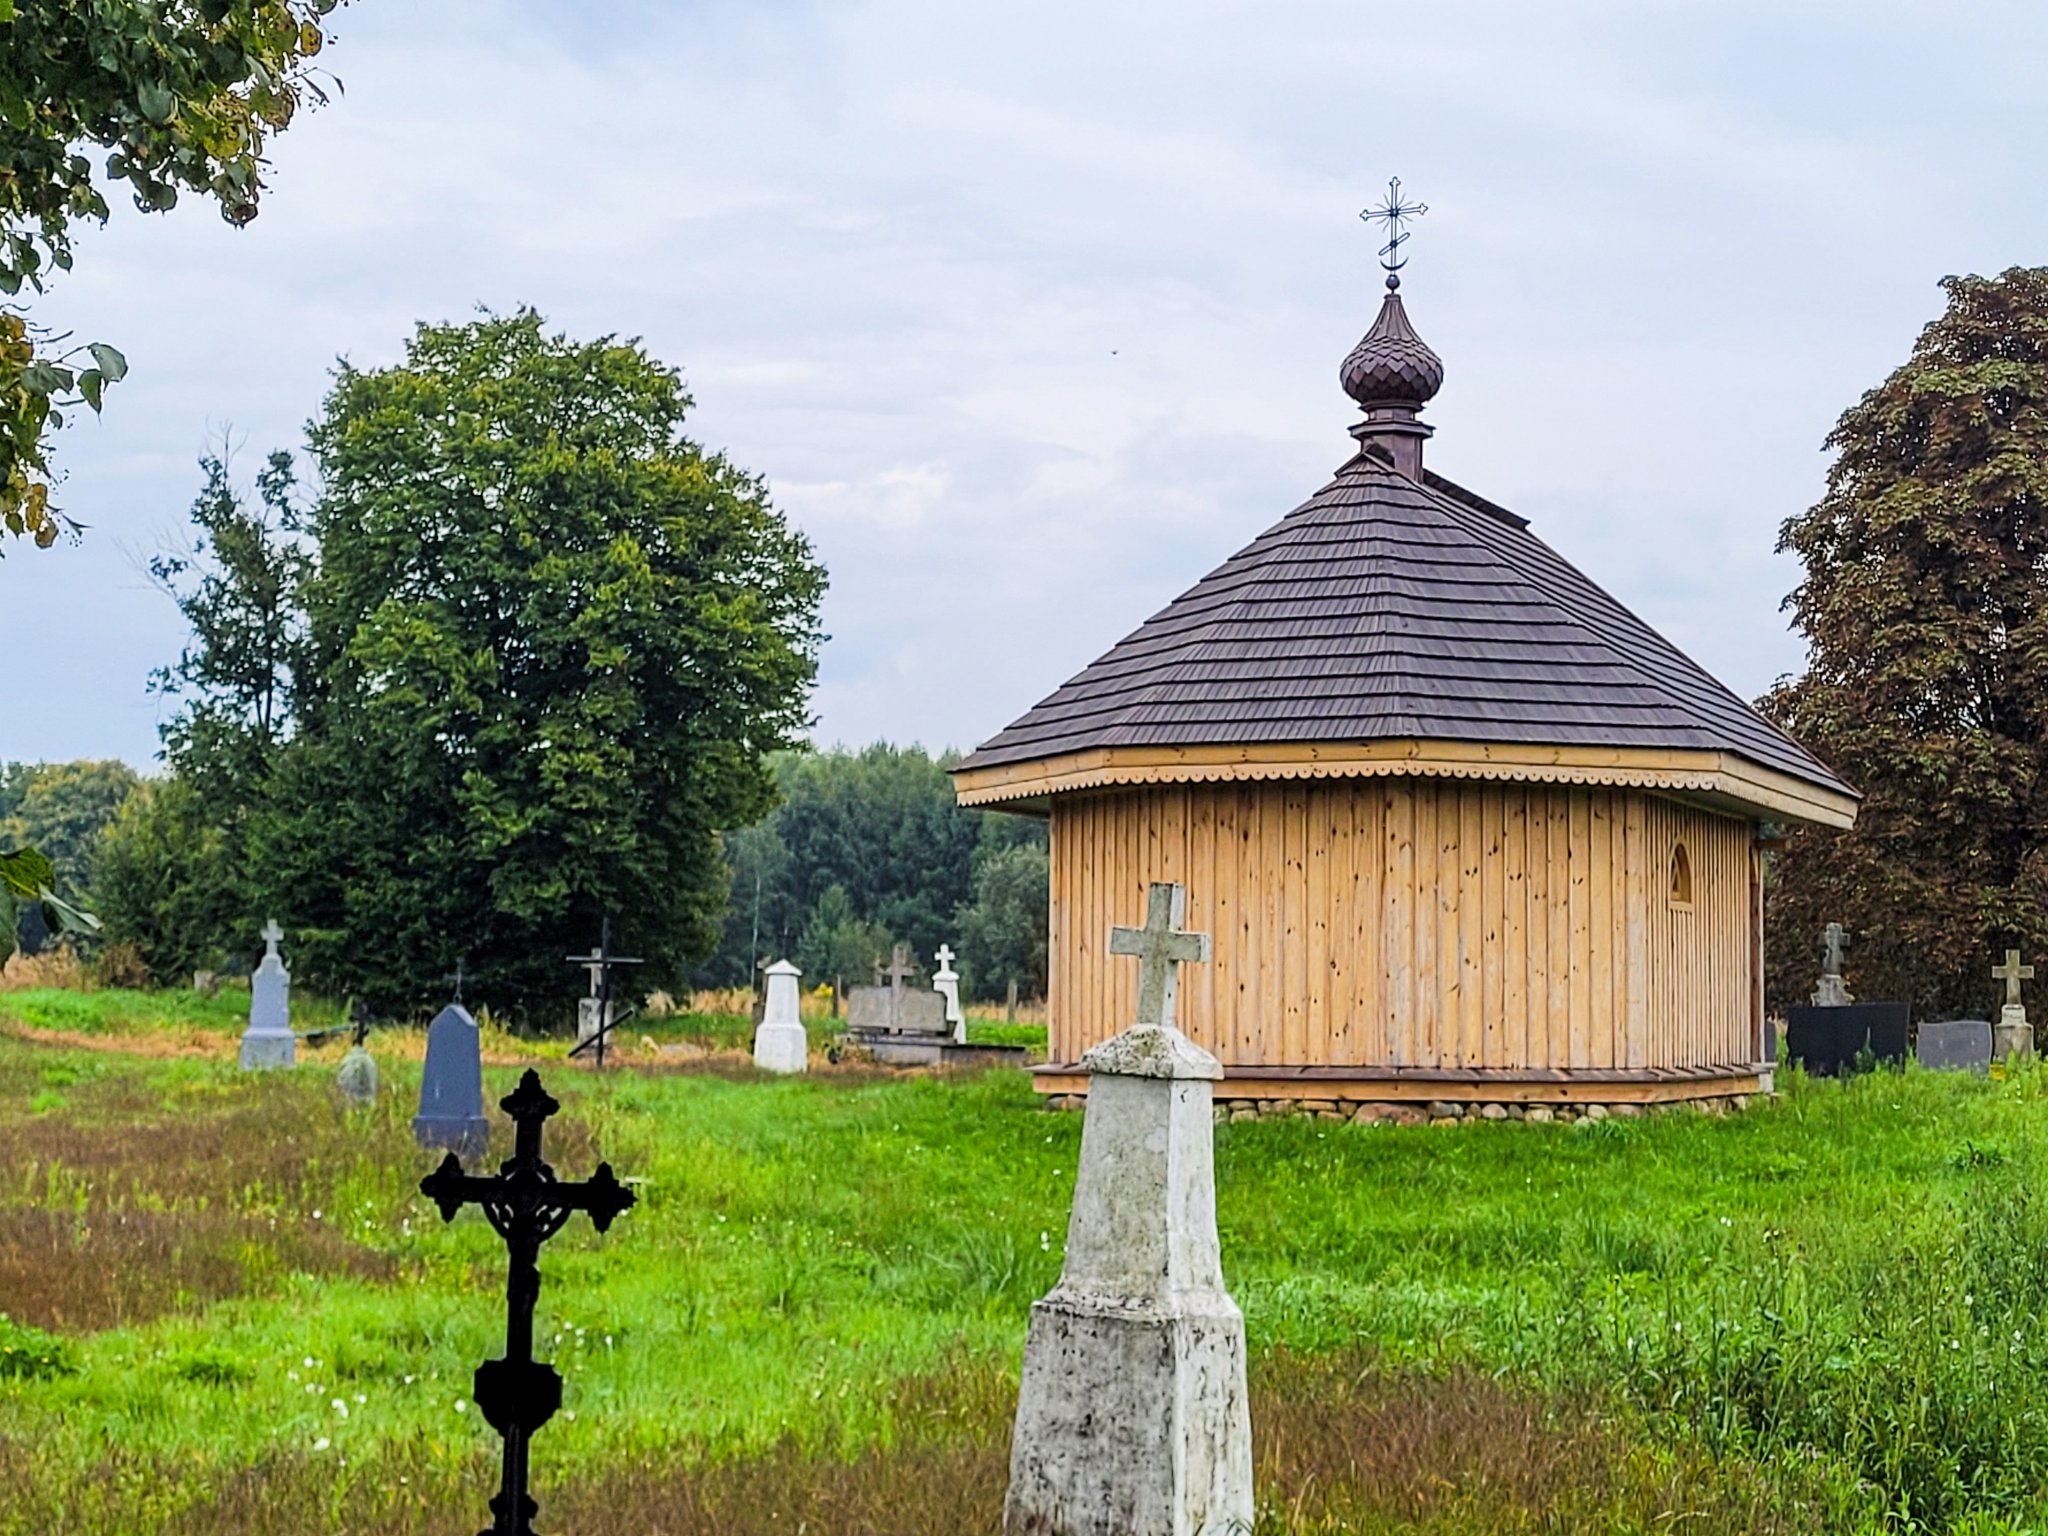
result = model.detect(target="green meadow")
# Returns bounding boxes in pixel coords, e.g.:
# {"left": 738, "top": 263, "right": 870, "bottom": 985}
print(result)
{"left": 5, "top": 991, "right": 2048, "bottom": 1534}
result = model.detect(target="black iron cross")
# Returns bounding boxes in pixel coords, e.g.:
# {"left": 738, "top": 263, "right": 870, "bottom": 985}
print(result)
{"left": 565, "top": 917, "right": 643, "bottom": 1068}
{"left": 420, "top": 1070, "right": 636, "bottom": 1536}
{"left": 1360, "top": 175, "right": 1428, "bottom": 287}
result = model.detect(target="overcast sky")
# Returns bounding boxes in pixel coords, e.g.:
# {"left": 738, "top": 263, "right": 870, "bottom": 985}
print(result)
{"left": 6, "top": 0, "right": 2044, "bottom": 770}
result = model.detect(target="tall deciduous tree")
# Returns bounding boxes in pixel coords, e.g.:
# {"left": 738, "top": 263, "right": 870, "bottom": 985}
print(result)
{"left": 142, "top": 310, "right": 826, "bottom": 1013}
{"left": 1762, "top": 267, "right": 2048, "bottom": 1017}
{"left": 0, "top": 0, "right": 343, "bottom": 548}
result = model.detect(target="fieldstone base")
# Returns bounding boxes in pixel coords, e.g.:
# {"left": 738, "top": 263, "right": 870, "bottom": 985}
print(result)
{"left": 1044, "top": 1093, "right": 1764, "bottom": 1124}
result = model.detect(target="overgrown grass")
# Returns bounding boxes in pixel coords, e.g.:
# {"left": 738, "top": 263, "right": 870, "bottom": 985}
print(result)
{"left": 5, "top": 994, "right": 2048, "bottom": 1532}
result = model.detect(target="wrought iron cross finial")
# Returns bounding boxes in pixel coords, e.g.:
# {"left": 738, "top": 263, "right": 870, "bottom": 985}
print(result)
{"left": 1108, "top": 882, "right": 1212, "bottom": 1031}
{"left": 1360, "top": 175, "right": 1428, "bottom": 290}
{"left": 420, "top": 1069, "right": 635, "bottom": 1536}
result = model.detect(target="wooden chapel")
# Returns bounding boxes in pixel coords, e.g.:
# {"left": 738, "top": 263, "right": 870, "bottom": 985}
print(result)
{"left": 951, "top": 233, "right": 1859, "bottom": 1111}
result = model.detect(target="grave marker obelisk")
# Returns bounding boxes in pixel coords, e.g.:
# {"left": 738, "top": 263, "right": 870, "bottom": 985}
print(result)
{"left": 1004, "top": 881, "right": 1252, "bottom": 1536}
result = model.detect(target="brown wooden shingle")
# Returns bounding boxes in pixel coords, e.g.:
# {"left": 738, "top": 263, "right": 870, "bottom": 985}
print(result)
{"left": 957, "top": 451, "right": 1853, "bottom": 798}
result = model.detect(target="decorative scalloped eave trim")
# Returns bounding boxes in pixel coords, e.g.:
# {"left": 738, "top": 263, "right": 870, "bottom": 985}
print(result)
{"left": 958, "top": 755, "right": 1722, "bottom": 806}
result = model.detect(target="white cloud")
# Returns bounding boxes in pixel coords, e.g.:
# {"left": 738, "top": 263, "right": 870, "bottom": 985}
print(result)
{"left": 6, "top": 0, "right": 2046, "bottom": 767}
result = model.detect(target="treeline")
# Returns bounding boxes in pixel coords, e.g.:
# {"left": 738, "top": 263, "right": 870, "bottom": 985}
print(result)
{"left": 698, "top": 745, "right": 1047, "bottom": 1000}
{"left": 6, "top": 745, "right": 1047, "bottom": 1005}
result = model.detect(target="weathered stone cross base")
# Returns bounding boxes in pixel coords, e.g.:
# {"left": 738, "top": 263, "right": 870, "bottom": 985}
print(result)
{"left": 1004, "top": 1028, "right": 1253, "bottom": 1536}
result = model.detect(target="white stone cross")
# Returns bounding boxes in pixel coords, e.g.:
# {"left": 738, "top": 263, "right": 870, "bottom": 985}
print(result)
{"left": 1995, "top": 949, "right": 2034, "bottom": 1009}
{"left": 934, "top": 943, "right": 957, "bottom": 972}
{"left": 260, "top": 919, "right": 284, "bottom": 957}
{"left": 1109, "top": 882, "right": 1212, "bottom": 1031}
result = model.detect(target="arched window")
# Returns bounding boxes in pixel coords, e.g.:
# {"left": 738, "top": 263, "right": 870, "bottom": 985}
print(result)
{"left": 1669, "top": 842, "right": 1694, "bottom": 910}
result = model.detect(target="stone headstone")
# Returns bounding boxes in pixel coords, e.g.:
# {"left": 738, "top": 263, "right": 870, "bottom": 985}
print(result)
{"left": 238, "top": 920, "right": 295, "bottom": 1070}
{"left": 1005, "top": 881, "right": 1251, "bottom": 1536}
{"left": 754, "top": 959, "right": 808, "bottom": 1074}
{"left": 1993, "top": 949, "right": 2034, "bottom": 1058}
{"left": 576, "top": 996, "right": 620, "bottom": 1048}
{"left": 1917, "top": 1019, "right": 1993, "bottom": 1074}
{"left": 337, "top": 1045, "right": 380, "bottom": 1104}
{"left": 845, "top": 983, "right": 948, "bottom": 1034}
{"left": 414, "top": 1004, "right": 488, "bottom": 1159}
{"left": 932, "top": 943, "right": 964, "bottom": 1043}
{"left": 1785, "top": 1001, "right": 1910, "bottom": 1077}
{"left": 192, "top": 970, "right": 220, "bottom": 999}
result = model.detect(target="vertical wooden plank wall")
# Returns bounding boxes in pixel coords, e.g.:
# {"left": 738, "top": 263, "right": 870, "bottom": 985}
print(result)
{"left": 1046, "top": 780, "right": 1756, "bottom": 1073}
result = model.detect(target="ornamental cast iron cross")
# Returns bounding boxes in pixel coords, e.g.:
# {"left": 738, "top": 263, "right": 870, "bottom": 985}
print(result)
{"left": 1995, "top": 949, "right": 2034, "bottom": 1009}
{"left": 1109, "top": 881, "right": 1212, "bottom": 1032}
{"left": 1359, "top": 175, "right": 1428, "bottom": 285}
{"left": 420, "top": 1070, "right": 636, "bottom": 1536}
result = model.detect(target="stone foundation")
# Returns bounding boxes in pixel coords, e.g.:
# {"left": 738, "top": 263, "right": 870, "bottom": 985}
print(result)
{"left": 1041, "top": 1093, "right": 1762, "bottom": 1124}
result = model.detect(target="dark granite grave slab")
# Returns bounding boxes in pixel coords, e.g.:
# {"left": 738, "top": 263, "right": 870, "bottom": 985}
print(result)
{"left": 1785, "top": 1002, "right": 1910, "bottom": 1077}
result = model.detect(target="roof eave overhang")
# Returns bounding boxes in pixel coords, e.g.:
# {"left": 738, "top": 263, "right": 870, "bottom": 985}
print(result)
{"left": 951, "top": 739, "right": 1859, "bottom": 829}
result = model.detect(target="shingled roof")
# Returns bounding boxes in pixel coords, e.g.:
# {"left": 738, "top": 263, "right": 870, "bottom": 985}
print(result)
{"left": 955, "top": 449, "right": 1853, "bottom": 800}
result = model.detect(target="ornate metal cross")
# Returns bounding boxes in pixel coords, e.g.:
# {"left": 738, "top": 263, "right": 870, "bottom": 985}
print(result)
{"left": 420, "top": 1070, "right": 635, "bottom": 1536}
{"left": 1822, "top": 922, "right": 1848, "bottom": 977}
{"left": 1995, "top": 949, "right": 2034, "bottom": 1009}
{"left": 1359, "top": 175, "right": 1428, "bottom": 285}
{"left": 1109, "top": 882, "right": 1212, "bottom": 1031}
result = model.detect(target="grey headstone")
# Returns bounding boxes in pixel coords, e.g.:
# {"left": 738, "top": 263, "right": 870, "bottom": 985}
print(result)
{"left": 414, "top": 1004, "right": 488, "bottom": 1159}
{"left": 1918, "top": 1019, "right": 1994, "bottom": 1074}
{"left": 846, "top": 985, "right": 948, "bottom": 1035}
{"left": 239, "top": 920, "right": 295, "bottom": 1070}
{"left": 337, "top": 1045, "right": 380, "bottom": 1105}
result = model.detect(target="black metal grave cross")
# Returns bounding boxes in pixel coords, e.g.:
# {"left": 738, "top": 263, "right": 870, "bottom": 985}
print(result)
{"left": 420, "top": 1070, "right": 635, "bottom": 1536}
{"left": 565, "top": 917, "right": 643, "bottom": 1068}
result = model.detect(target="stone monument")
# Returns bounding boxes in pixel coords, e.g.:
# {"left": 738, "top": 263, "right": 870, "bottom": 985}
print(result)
{"left": 754, "top": 959, "right": 808, "bottom": 1074}
{"left": 414, "top": 1003, "right": 489, "bottom": 1159}
{"left": 1812, "top": 922, "right": 1851, "bottom": 1007}
{"left": 1917, "top": 1018, "right": 1994, "bottom": 1074}
{"left": 1004, "top": 881, "right": 1252, "bottom": 1536}
{"left": 1994, "top": 949, "right": 2034, "bottom": 1059}
{"left": 933, "top": 943, "right": 965, "bottom": 1043}
{"left": 238, "top": 919, "right": 295, "bottom": 1070}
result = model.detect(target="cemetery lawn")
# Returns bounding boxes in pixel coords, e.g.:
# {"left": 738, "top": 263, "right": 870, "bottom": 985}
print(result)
{"left": 6, "top": 1005, "right": 2048, "bottom": 1533}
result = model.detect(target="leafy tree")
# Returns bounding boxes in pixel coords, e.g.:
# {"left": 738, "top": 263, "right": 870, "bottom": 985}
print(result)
{"left": 793, "top": 883, "right": 889, "bottom": 995}
{"left": 1762, "top": 267, "right": 2048, "bottom": 1017}
{"left": 92, "top": 776, "right": 237, "bottom": 981}
{"left": 148, "top": 451, "right": 310, "bottom": 800}
{"left": 956, "top": 839, "right": 1049, "bottom": 1001}
{"left": 696, "top": 744, "right": 1048, "bottom": 994}
{"left": 0, "top": 759, "right": 141, "bottom": 894}
{"left": 0, "top": 0, "right": 342, "bottom": 548}
{"left": 140, "top": 310, "right": 825, "bottom": 1016}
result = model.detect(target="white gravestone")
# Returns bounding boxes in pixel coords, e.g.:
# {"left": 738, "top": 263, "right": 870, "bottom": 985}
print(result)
{"left": 238, "top": 919, "right": 296, "bottom": 1070}
{"left": 754, "top": 959, "right": 808, "bottom": 1074}
{"left": 1994, "top": 949, "right": 2034, "bottom": 1059}
{"left": 933, "top": 943, "right": 965, "bottom": 1043}
{"left": 1005, "top": 882, "right": 1253, "bottom": 1536}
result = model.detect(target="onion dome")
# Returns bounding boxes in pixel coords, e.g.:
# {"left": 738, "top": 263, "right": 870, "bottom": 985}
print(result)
{"left": 1340, "top": 279, "right": 1444, "bottom": 408}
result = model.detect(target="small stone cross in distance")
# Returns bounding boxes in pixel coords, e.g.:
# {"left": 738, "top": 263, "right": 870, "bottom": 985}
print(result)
{"left": 1994, "top": 949, "right": 2034, "bottom": 1009}
{"left": 934, "top": 944, "right": 956, "bottom": 971}
{"left": 1822, "top": 922, "right": 1848, "bottom": 977}
{"left": 1109, "top": 882, "right": 1212, "bottom": 1032}
{"left": 260, "top": 918, "right": 284, "bottom": 956}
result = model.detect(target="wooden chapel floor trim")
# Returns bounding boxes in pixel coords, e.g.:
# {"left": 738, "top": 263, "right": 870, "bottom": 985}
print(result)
{"left": 1028, "top": 1061, "right": 1772, "bottom": 1104}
